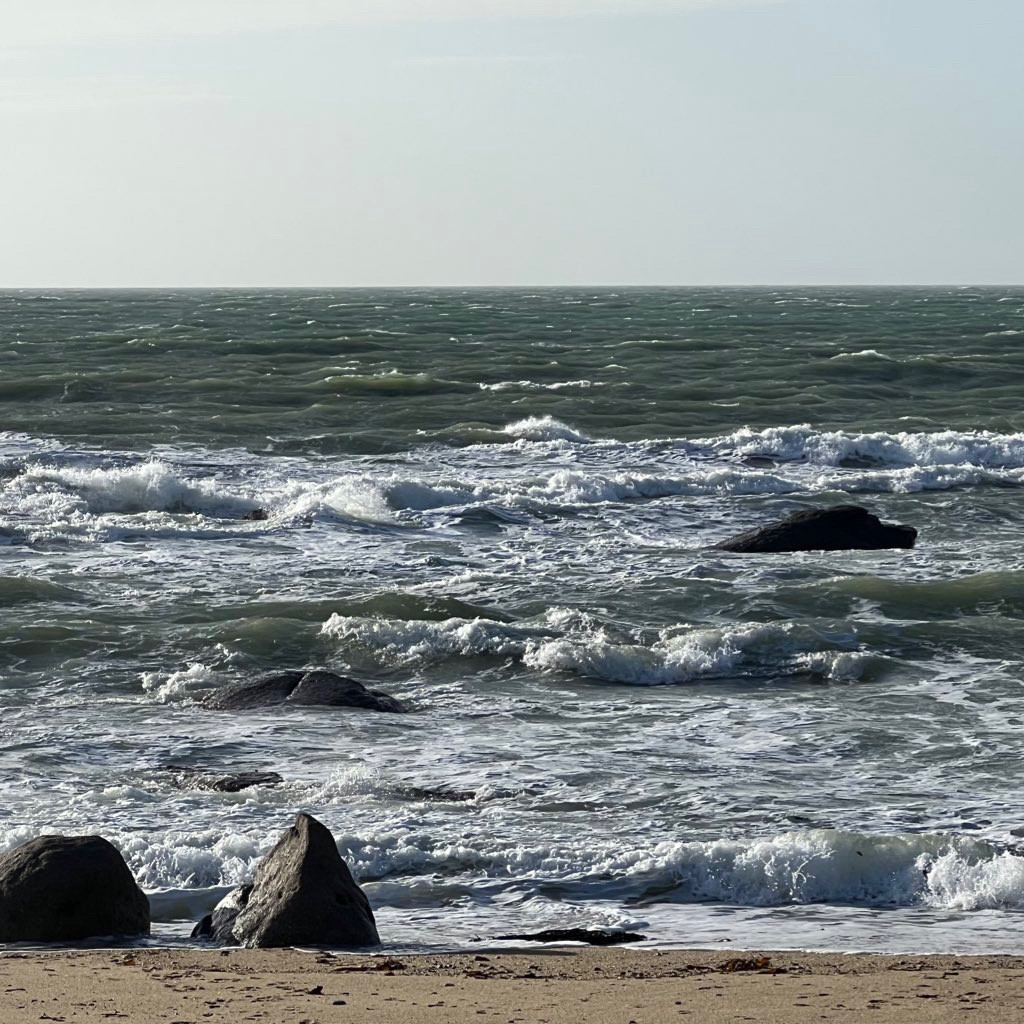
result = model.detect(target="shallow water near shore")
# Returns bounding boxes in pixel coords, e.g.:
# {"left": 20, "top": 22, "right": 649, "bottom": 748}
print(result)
{"left": 2, "top": 287, "right": 1024, "bottom": 952}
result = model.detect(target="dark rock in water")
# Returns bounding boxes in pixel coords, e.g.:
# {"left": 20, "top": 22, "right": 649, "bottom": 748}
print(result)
{"left": 0, "top": 835, "right": 150, "bottom": 943}
{"left": 203, "top": 671, "right": 305, "bottom": 710}
{"left": 202, "top": 670, "right": 405, "bottom": 713}
{"left": 288, "top": 671, "right": 404, "bottom": 712}
{"left": 837, "top": 454, "right": 884, "bottom": 469}
{"left": 205, "top": 771, "right": 284, "bottom": 793}
{"left": 395, "top": 785, "right": 478, "bottom": 803}
{"left": 741, "top": 455, "right": 778, "bottom": 468}
{"left": 162, "top": 766, "right": 284, "bottom": 793}
{"left": 197, "top": 813, "right": 379, "bottom": 949}
{"left": 493, "top": 928, "right": 646, "bottom": 946}
{"left": 715, "top": 505, "right": 917, "bottom": 553}
{"left": 192, "top": 885, "right": 253, "bottom": 942}
{"left": 245, "top": 508, "right": 269, "bottom": 521}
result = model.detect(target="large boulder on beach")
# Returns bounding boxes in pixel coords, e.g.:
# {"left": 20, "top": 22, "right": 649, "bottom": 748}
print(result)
{"left": 715, "top": 505, "right": 917, "bottom": 553}
{"left": 0, "top": 835, "right": 149, "bottom": 943}
{"left": 195, "top": 813, "right": 379, "bottom": 949}
{"left": 202, "top": 670, "right": 405, "bottom": 713}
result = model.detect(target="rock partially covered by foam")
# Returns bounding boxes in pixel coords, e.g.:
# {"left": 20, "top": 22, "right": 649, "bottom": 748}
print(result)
{"left": 192, "top": 884, "right": 253, "bottom": 942}
{"left": 0, "top": 835, "right": 150, "bottom": 943}
{"left": 202, "top": 670, "right": 405, "bottom": 712}
{"left": 716, "top": 504, "right": 917, "bottom": 553}
{"left": 194, "top": 814, "right": 379, "bottom": 949}
{"left": 162, "top": 765, "right": 285, "bottom": 793}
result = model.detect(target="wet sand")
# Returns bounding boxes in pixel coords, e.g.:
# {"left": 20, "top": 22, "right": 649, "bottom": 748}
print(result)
{"left": 0, "top": 948, "right": 1021, "bottom": 1022}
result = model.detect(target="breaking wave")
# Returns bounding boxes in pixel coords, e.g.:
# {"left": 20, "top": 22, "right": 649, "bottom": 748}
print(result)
{"left": 453, "top": 420, "right": 1024, "bottom": 474}
{"left": 321, "top": 610, "right": 874, "bottom": 685}
{"left": 6, "top": 421, "right": 1024, "bottom": 545}
{"left": 9, "top": 460, "right": 1024, "bottom": 535}
{"left": 701, "top": 425, "right": 1024, "bottom": 469}
{"left": 7, "top": 461, "right": 261, "bottom": 518}
{"left": 501, "top": 416, "right": 593, "bottom": 443}
{"left": 3, "top": 822, "right": 1022, "bottom": 915}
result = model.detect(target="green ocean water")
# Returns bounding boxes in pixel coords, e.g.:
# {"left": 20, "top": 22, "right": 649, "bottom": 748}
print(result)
{"left": 3, "top": 288, "right": 1023, "bottom": 449}
{"left": 1, "top": 287, "right": 1024, "bottom": 952}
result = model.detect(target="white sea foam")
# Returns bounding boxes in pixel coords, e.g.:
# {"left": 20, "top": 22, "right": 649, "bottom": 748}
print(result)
{"left": 821, "top": 464, "right": 1024, "bottom": 493}
{"left": 3, "top": 822, "right": 1020, "bottom": 915}
{"left": 117, "top": 830, "right": 269, "bottom": 890}
{"left": 461, "top": 420, "right": 1024, "bottom": 486}
{"left": 9, "top": 460, "right": 1021, "bottom": 539}
{"left": 10, "top": 461, "right": 260, "bottom": 517}
{"left": 830, "top": 349, "right": 896, "bottom": 361}
{"left": 252, "top": 466, "right": 800, "bottom": 525}
{"left": 320, "top": 613, "right": 553, "bottom": 663}
{"left": 321, "top": 611, "right": 867, "bottom": 685}
{"left": 0, "top": 463, "right": 1008, "bottom": 550}
{"left": 523, "top": 627, "right": 869, "bottom": 686}
{"left": 140, "top": 663, "right": 220, "bottom": 703}
{"left": 705, "top": 425, "right": 1024, "bottom": 469}
{"left": 356, "top": 466, "right": 799, "bottom": 515}
{"left": 479, "top": 380, "right": 603, "bottom": 392}
{"left": 273, "top": 477, "right": 399, "bottom": 524}
{"left": 501, "top": 416, "right": 592, "bottom": 443}
{"left": 8, "top": 423, "right": 1024, "bottom": 542}
{"left": 307, "top": 461, "right": 1024, "bottom": 520}
{"left": 314, "top": 370, "right": 466, "bottom": 394}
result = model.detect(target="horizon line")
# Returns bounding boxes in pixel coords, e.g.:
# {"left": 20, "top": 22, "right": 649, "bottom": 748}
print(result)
{"left": 1, "top": 282, "right": 1021, "bottom": 291}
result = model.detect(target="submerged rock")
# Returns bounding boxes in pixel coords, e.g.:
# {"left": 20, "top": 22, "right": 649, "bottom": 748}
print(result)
{"left": 194, "top": 813, "right": 379, "bottom": 949}
{"left": 162, "top": 766, "right": 284, "bottom": 793}
{"left": 0, "top": 835, "right": 150, "bottom": 943}
{"left": 203, "top": 670, "right": 405, "bottom": 713}
{"left": 493, "top": 928, "right": 646, "bottom": 946}
{"left": 715, "top": 505, "right": 917, "bottom": 553}
{"left": 395, "top": 785, "right": 478, "bottom": 803}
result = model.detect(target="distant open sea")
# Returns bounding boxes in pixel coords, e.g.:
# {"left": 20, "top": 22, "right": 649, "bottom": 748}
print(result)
{"left": 2, "top": 287, "right": 1024, "bottom": 953}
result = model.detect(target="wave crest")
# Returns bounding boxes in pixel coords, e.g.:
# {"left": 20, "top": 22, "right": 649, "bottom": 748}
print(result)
{"left": 4, "top": 823, "right": 1018, "bottom": 914}
{"left": 321, "top": 610, "right": 870, "bottom": 686}
{"left": 710, "top": 425, "right": 1024, "bottom": 469}
{"left": 13, "top": 461, "right": 261, "bottom": 517}
{"left": 501, "top": 416, "right": 592, "bottom": 444}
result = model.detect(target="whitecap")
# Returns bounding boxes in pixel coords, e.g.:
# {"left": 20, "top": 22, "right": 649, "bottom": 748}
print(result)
{"left": 708, "top": 425, "right": 1024, "bottom": 469}
{"left": 321, "top": 611, "right": 868, "bottom": 686}
{"left": 500, "top": 416, "right": 592, "bottom": 444}
{"left": 140, "top": 662, "right": 220, "bottom": 703}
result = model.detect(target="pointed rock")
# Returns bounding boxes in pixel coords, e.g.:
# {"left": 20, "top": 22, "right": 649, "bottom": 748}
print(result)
{"left": 228, "top": 814, "right": 379, "bottom": 949}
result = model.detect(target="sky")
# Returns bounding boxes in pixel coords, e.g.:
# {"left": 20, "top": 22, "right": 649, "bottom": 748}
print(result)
{"left": 1, "top": 0, "right": 1021, "bottom": 286}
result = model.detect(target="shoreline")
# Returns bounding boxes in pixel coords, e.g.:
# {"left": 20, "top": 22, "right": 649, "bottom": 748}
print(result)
{"left": 1, "top": 948, "right": 1022, "bottom": 1022}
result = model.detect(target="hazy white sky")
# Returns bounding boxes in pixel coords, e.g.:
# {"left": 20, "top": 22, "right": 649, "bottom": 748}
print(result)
{"left": 2, "top": 0, "right": 1021, "bottom": 285}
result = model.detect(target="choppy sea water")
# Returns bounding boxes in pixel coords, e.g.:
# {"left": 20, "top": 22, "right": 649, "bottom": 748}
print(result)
{"left": 2, "top": 287, "right": 1024, "bottom": 953}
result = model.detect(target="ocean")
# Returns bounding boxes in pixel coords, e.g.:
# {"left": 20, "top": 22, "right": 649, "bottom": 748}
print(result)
{"left": 2, "top": 286, "right": 1024, "bottom": 953}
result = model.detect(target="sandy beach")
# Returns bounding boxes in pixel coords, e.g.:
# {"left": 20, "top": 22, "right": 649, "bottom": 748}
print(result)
{"left": 0, "top": 948, "right": 1021, "bottom": 1023}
